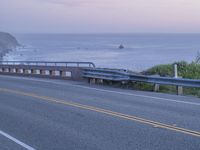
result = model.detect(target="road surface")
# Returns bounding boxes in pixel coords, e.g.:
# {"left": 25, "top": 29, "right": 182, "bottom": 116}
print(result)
{"left": 0, "top": 75, "right": 200, "bottom": 150}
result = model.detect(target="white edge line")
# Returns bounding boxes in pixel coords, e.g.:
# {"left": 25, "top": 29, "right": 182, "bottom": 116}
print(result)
{"left": 0, "top": 130, "right": 36, "bottom": 150}
{"left": 1, "top": 75, "right": 200, "bottom": 106}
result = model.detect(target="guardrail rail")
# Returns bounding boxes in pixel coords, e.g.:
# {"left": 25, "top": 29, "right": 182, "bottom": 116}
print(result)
{"left": 83, "top": 68, "right": 200, "bottom": 95}
{"left": 0, "top": 61, "right": 95, "bottom": 68}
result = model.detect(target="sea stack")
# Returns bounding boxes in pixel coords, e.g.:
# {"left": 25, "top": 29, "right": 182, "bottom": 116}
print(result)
{"left": 119, "top": 44, "right": 124, "bottom": 49}
{"left": 0, "top": 32, "right": 19, "bottom": 59}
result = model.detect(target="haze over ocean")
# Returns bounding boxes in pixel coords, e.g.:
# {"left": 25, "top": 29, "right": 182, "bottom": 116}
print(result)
{"left": 4, "top": 33, "right": 200, "bottom": 71}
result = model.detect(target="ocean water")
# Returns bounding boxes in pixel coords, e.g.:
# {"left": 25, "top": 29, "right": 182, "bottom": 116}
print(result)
{"left": 4, "top": 33, "right": 200, "bottom": 71}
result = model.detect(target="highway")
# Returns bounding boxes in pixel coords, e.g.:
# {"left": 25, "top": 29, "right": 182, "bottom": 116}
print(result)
{"left": 0, "top": 75, "right": 200, "bottom": 150}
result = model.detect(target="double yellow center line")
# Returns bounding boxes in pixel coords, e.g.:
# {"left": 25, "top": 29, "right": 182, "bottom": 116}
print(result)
{"left": 0, "top": 87, "right": 200, "bottom": 137}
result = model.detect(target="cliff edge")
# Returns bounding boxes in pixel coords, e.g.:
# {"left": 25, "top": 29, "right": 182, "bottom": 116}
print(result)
{"left": 0, "top": 32, "right": 19, "bottom": 59}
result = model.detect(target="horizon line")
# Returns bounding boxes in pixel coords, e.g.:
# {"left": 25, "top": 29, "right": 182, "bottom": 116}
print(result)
{"left": 12, "top": 32, "right": 200, "bottom": 35}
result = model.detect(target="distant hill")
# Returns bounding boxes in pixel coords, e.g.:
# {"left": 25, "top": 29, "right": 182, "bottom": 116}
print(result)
{"left": 0, "top": 32, "right": 19, "bottom": 59}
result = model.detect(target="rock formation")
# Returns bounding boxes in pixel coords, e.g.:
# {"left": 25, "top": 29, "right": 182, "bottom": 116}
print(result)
{"left": 0, "top": 32, "right": 19, "bottom": 59}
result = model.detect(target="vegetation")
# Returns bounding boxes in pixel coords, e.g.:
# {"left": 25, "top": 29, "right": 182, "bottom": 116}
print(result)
{"left": 195, "top": 51, "right": 200, "bottom": 64}
{"left": 144, "top": 61, "right": 200, "bottom": 79}
{"left": 131, "top": 61, "right": 200, "bottom": 97}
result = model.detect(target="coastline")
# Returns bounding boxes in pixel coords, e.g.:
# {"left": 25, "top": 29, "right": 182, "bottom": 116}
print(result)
{"left": 5, "top": 33, "right": 199, "bottom": 71}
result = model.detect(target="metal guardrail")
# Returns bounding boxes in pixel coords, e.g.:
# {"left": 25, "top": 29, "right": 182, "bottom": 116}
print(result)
{"left": 83, "top": 68, "right": 200, "bottom": 88}
{"left": 83, "top": 68, "right": 130, "bottom": 81}
{"left": 0, "top": 61, "right": 199, "bottom": 89}
{"left": 0, "top": 61, "right": 95, "bottom": 68}
{"left": 129, "top": 74, "right": 200, "bottom": 88}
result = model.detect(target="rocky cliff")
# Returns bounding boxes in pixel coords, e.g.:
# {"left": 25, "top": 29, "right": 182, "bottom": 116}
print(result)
{"left": 0, "top": 32, "right": 19, "bottom": 59}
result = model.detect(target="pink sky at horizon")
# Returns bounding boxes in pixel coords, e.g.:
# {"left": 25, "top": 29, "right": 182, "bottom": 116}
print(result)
{"left": 0, "top": 0, "right": 200, "bottom": 33}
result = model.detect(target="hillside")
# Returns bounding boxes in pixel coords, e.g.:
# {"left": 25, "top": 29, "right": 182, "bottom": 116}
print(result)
{"left": 0, "top": 32, "right": 19, "bottom": 59}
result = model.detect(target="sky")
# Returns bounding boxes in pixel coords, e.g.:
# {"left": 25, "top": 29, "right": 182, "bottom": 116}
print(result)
{"left": 0, "top": 0, "right": 200, "bottom": 33}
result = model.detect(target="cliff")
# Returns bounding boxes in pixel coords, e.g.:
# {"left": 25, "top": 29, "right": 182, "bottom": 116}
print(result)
{"left": 0, "top": 32, "right": 19, "bottom": 59}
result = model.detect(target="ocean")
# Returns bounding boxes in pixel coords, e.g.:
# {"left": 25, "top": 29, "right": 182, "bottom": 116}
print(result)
{"left": 4, "top": 33, "right": 200, "bottom": 71}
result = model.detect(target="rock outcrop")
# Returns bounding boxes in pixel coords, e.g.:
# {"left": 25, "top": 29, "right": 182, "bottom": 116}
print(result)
{"left": 119, "top": 44, "right": 124, "bottom": 49}
{"left": 0, "top": 32, "right": 19, "bottom": 59}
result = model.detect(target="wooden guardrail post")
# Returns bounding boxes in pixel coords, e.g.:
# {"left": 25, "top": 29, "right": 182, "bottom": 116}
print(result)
{"left": 177, "top": 85, "right": 183, "bottom": 95}
{"left": 154, "top": 84, "right": 160, "bottom": 92}
{"left": 152, "top": 75, "right": 160, "bottom": 92}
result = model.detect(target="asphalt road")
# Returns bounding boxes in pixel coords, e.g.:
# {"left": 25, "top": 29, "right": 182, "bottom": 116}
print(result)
{"left": 0, "top": 75, "right": 200, "bottom": 150}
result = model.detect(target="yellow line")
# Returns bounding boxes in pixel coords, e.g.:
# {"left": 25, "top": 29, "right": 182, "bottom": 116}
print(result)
{"left": 0, "top": 87, "right": 200, "bottom": 137}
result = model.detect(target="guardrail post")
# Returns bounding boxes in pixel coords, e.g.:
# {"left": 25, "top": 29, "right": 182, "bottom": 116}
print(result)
{"left": 177, "top": 86, "right": 183, "bottom": 95}
{"left": 173, "top": 64, "right": 183, "bottom": 95}
{"left": 176, "top": 77, "right": 183, "bottom": 95}
{"left": 154, "top": 84, "right": 160, "bottom": 92}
